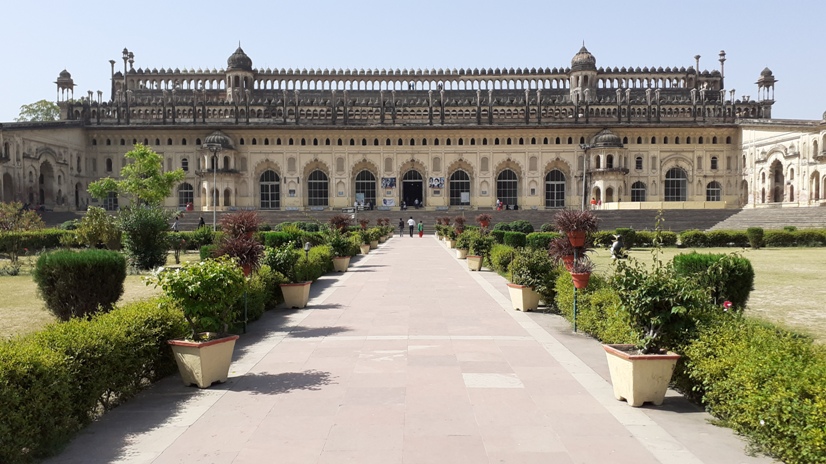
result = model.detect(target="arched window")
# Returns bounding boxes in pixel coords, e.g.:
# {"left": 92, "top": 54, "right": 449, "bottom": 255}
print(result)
{"left": 181, "top": 158, "right": 189, "bottom": 172}
{"left": 178, "top": 183, "right": 194, "bottom": 208}
{"left": 223, "top": 156, "right": 230, "bottom": 170}
{"left": 496, "top": 169, "right": 518, "bottom": 207}
{"left": 706, "top": 181, "right": 722, "bottom": 201}
{"left": 606, "top": 155, "right": 614, "bottom": 169}
{"left": 664, "top": 167, "right": 688, "bottom": 201}
{"left": 105, "top": 158, "right": 113, "bottom": 172}
{"left": 629, "top": 181, "right": 646, "bottom": 202}
{"left": 260, "top": 170, "right": 280, "bottom": 209}
{"left": 710, "top": 156, "right": 719, "bottom": 170}
{"left": 307, "top": 170, "right": 329, "bottom": 206}
{"left": 544, "top": 170, "right": 565, "bottom": 208}
{"left": 635, "top": 156, "right": 643, "bottom": 170}
{"left": 355, "top": 170, "right": 376, "bottom": 207}
{"left": 449, "top": 170, "right": 470, "bottom": 205}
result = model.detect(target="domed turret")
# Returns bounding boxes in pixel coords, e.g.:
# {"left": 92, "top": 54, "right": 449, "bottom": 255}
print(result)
{"left": 203, "top": 131, "right": 235, "bottom": 150}
{"left": 591, "top": 129, "right": 623, "bottom": 148}
{"left": 571, "top": 46, "right": 597, "bottom": 72}
{"left": 227, "top": 47, "right": 253, "bottom": 72}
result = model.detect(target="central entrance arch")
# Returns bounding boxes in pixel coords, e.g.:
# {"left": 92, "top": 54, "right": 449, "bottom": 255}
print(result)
{"left": 402, "top": 170, "right": 423, "bottom": 207}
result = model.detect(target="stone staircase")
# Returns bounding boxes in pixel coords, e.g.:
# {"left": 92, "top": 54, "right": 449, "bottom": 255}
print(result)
{"left": 708, "top": 206, "right": 826, "bottom": 230}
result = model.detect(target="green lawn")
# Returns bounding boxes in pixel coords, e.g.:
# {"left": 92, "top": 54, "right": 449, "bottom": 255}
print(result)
{"left": 0, "top": 251, "right": 199, "bottom": 339}
{"left": 2, "top": 247, "right": 825, "bottom": 343}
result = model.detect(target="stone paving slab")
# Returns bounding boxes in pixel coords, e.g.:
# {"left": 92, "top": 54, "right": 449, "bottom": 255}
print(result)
{"left": 45, "top": 234, "right": 776, "bottom": 464}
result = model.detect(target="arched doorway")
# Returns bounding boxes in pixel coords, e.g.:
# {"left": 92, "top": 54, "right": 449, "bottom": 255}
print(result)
{"left": 664, "top": 167, "right": 688, "bottom": 201}
{"left": 38, "top": 161, "right": 55, "bottom": 207}
{"left": 178, "top": 183, "right": 194, "bottom": 208}
{"left": 544, "top": 170, "right": 565, "bottom": 208}
{"left": 3, "top": 173, "right": 14, "bottom": 202}
{"left": 771, "top": 160, "right": 784, "bottom": 202}
{"left": 496, "top": 169, "right": 518, "bottom": 207}
{"left": 75, "top": 182, "right": 83, "bottom": 209}
{"left": 354, "top": 170, "right": 377, "bottom": 207}
{"left": 260, "top": 170, "right": 280, "bottom": 209}
{"left": 449, "top": 170, "right": 470, "bottom": 206}
{"left": 605, "top": 187, "right": 614, "bottom": 203}
{"left": 810, "top": 171, "right": 820, "bottom": 201}
{"left": 402, "top": 170, "right": 423, "bottom": 207}
{"left": 223, "top": 188, "right": 232, "bottom": 207}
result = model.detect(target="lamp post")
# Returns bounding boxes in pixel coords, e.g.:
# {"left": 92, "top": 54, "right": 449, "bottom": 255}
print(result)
{"left": 122, "top": 48, "right": 134, "bottom": 124}
{"left": 204, "top": 143, "right": 222, "bottom": 231}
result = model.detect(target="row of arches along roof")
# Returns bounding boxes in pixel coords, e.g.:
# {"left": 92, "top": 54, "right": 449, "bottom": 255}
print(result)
{"left": 127, "top": 66, "right": 712, "bottom": 76}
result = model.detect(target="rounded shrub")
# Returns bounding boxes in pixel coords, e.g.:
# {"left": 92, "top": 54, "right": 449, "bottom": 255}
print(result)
{"left": 33, "top": 249, "right": 127, "bottom": 320}
{"left": 526, "top": 232, "right": 560, "bottom": 250}
{"left": 672, "top": 252, "right": 754, "bottom": 310}
{"left": 503, "top": 231, "right": 527, "bottom": 248}
{"left": 117, "top": 205, "right": 170, "bottom": 270}
{"left": 490, "top": 230, "right": 506, "bottom": 244}
{"left": 508, "top": 220, "right": 534, "bottom": 234}
{"left": 679, "top": 229, "right": 708, "bottom": 248}
{"left": 746, "top": 227, "right": 764, "bottom": 249}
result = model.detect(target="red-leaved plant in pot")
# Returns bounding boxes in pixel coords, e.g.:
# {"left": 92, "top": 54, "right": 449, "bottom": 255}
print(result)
{"left": 553, "top": 209, "right": 599, "bottom": 247}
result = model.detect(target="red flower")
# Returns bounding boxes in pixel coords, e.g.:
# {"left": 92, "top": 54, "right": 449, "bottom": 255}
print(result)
{"left": 723, "top": 301, "right": 733, "bottom": 311}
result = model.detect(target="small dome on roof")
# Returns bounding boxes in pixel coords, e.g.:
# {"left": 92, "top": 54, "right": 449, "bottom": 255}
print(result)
{"left": 203, "top": 131, "right": 235, "bottom": 150}
{"left": 227, "top": 46, "right": 253, "bottom": 72}
{"left": 571, "top": 45, "right": 597, "bottom": 72}
{"left": 59, "top": 69, "right": 71, "bottom": 78}
{"left": 761, "top": 67, "right": 773, "bottom": 77}
{"left": 591, "top": 129, "right": 623, "bottom": 148}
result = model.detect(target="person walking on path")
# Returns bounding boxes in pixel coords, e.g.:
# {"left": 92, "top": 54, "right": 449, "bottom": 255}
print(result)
{"left": 417, "top": 220, "right": 424, "bottom": 238}
{"left": 171, "top": 216, "right": 179, "bottom": 232}
{"left": 198, "top": 216, "right": 205, "bottom": 229}
{"left": 407, "top": 216, "right": 415, "bottom": 237}
{"left": 398, "top": 218, "right": 404, "bottom": 237}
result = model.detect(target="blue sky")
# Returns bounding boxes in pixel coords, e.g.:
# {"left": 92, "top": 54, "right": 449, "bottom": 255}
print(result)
{"left": 3, "top": 0, "right": 823, "bottom": 122}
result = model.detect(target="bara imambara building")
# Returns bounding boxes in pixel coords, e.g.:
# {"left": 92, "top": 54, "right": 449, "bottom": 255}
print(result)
{"left": 1, "top": 46, "right": 825, "bottom": 213}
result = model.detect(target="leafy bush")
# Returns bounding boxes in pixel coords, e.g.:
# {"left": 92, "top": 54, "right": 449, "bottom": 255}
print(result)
{"left": 783, "top": 225, "right": 797, "bottom": 232}
{"left": 492, "top": 222, "right": 512, "bottom": 232}
{"left": 672, "top": 252, "right": 754, "bottom": 310}
{"left": 746, "top": 227, "right": 764, "bottom": 249}
{"left": 590, "top": 230, "right": 614, "bottom": 248}
{"left": 0, "top": 299, "right": 186, "bottom": 463}
{"left": 0, "top": 201, "right": 45, "bottom": 262}
{"left": 510, "top": 247, "right": 559, "bottom": 304}
{"left": 262, "top": 231, "right": 295, "bottom": 248}
{"left": 554, "top": 272, "right": 639, "bottom": 345}
{"left": 59, "top": 220, "right": 78, "bottom": 230}
{"left": 188, "top": 226, "right": 216, "bottom": 249}
{"left": 508, "top": 220, "right": 535, "bottom": 234}
{"left": 0, "top": 230, "right": 74, "bottom": 255}
{"left": 794, "top": 229, "right": 826, "bottom": 246}
{"left": 763, "top": 230, "right": 795, "bottom": 247}
{"left": 539, "top": 223, "right": 555, "bottom": 232}
{"left": 455, "top": 228, "right": 478, "bottom": 250}
{"left": 525, "top": 232, "right": 559, "bottom": 250}
{"left": 705, "top": 230, "right": 749, "bottom": 247}
{"left": 614, "top": 228, "right": 637, "bottom": 248}
{"left": 503, "top": 231, "right": 527, "bottom": 248}
{"left": 684, "top": 317, "right": 826, "bottom": 464}
{"left": 199, "top": 244, "right": 218, "bottom": 260}
{"left": 488, "top": 244, "right": 516, "bottom": 274}
{"left": 490, "top": 229, "right": 506, "bottom": 244}
{"left": 33, "top": 249, "right": 126, "bottom": 320}
{"left": 117, "top": 205, "right": 170, "bottom": 270}
{"left": 635, "top": 230, "right": 677, "bottom": 247}
{"left": 74, "top": 207, "right": 121, "bottom": 250}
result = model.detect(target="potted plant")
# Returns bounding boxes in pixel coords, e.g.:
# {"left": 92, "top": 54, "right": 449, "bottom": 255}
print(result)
{"left": 329, "top": 214, "right": 352, "bottom": 232}
{"left": 358, "top": 218, "right": 370, "bottom": 229}
{"left": 569, "top": 255, "right": 595, "bottom": 289}
{"left": 263, "top": 244, "right": 314, "bottom": 309}
{"left": 358, "top": 229, "right": 371, "bottom": 255}
{"left": 220, "top": 210, "right": 261, "bottom": 239}
{"left": 453, "top": 216, "right": 466, "bottom": 235}
{"left": 217, "top": 211, "right": 263, "bottom": 276}
{"left": 150, "top": 256, "right": 246, "bottom": 388}
{"left": 368, "top": 227, "right": 382, "bottom": 249}
{"left": 454, "top": 228, "right": 476, "bottom": 259}
{"left": 553, "top": 209, "right": 599, "bottom": 247}
{"left": 328, "top": 229, "right": 351, "bottom": 272}
{"left": 476, "top": 213, "right": 492, "bottom": 229}
{"left": 446, "top": 228, "right": 458, "bottom": 248}
{"left": 467, "top": 232, "right": 493, "bottom": 271}
{"left": 605, "top": 240, "right": 708, "bottom": 407}
{"left": 547, "top": 236, "right": 576, "bottom": 271}
{"left": 507, "top": 248, "right": 554, "bottom": 312}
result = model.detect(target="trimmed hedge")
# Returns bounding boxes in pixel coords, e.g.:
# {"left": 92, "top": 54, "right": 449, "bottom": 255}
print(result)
{"left": 554, "top": 272, "right": 639, "bottom": 345}
{"left": 526, "top": 232, "right": 560, "bottom": 250}
{"left": 490, "top": 230, "right": 506, "bottom": 244}
{"left": 0, "top": 229, "right": 75, "bottom": 254}
{"left": 503, "top": 231, "right": 527, "bottom": 248}
{"left": 488, "top": 244, "right": 516, "bottom": 274}
{"left": 684, "top": 317, "right": 826, "bottom": 464}
{"left": 0, "top": 299, "right": 187, "bottom": 463}
{"left": 672, "top": 252, "right": 754, "bottom": 310}
{"left": 32, "top": 249, "right": 127, "bottom": 320}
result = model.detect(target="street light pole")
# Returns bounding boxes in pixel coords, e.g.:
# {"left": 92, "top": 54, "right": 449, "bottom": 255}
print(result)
{"left": 204, "top": 143, "right": 222, "bottom": 231}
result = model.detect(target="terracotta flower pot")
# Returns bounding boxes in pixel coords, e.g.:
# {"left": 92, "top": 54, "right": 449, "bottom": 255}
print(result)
{"left": 571, "top": 271, "right": 591, "bottom": 289}
{"left": 567, "top": 230, "right": 586, "bottom": 248}
{"left": 562, "top": 255, "right": 574, "bottom": 271}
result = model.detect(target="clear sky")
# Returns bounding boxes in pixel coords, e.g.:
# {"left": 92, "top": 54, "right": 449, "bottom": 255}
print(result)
{"left": 3, "top": 0, "right": 823, "bottom": 122}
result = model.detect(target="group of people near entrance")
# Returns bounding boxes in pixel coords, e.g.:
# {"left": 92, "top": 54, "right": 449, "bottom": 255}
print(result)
{"left": 399, "top": 217, "right": 424, "bottom": 237}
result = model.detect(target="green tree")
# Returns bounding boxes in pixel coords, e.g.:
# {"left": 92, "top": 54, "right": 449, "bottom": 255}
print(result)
{"left": 88, "top": 144, "right": 185, "bottom": 206}
{"left": 15, "top": 100, "right": 59, "bottom": 122}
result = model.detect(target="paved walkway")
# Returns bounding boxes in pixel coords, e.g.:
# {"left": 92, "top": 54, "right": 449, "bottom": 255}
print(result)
{"left": 47, "top": 234, "right": 775, "bottom": 464}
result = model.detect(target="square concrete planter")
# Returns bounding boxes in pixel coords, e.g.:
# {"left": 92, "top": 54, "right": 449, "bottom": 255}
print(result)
{"left": 359, "top": 244, "right": 371, "bottom": 255}
{"left": 506, "top": 283, "right": 540, "bottom": 312}
{"left": 332, "top": 256, "right": 351, "bottom": 272}
{"left": 280, "top": 281, "right": 312, "bottom": 309}
{"left": 168, "top": 334, "right": 239, "bottom": 388}
{"left": 456, "top": 248, "right": 468, "bottom": 259}
{"left": 603, "top": 344, "right": 680, "bottom": 407}
{"left": 467, "top": 255, "right": 483, "bottom": 271}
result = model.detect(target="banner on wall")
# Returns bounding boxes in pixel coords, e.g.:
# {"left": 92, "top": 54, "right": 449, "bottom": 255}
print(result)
{"left": 428, "top": 177, "right": 445, "bottom": 189}
{"left": 381, "top": 177, "right": 397, "bottom": 188}
{"left": 382, "top": 198, "right": 396, "bottom": 207}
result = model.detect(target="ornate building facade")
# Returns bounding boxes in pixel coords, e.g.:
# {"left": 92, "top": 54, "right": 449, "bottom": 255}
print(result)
{"left": 1, "top": 46, "right": 823, "bottom": 213}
